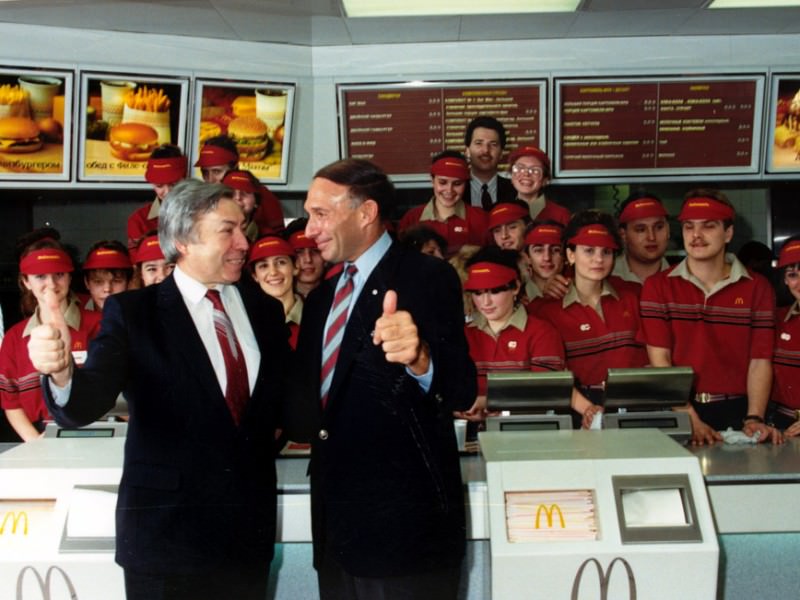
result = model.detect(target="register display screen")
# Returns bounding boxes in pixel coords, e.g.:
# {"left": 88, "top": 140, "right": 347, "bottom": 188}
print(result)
{"left": 613, "top": 474, "right": 703, "bottom": 543}
{"left": 57, "top": 428, "right": 115, "bottom": 438}
{"left": 620, "top": 488, "right": 687, "bottom": 527}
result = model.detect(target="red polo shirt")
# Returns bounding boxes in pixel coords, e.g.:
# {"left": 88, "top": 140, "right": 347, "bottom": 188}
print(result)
{"left": 640, "top": 256, "right": 775, "bottom": 395}
{"left": 773, "top": 302, "right": 800, "bottom": 409}
{"left": 399, "top": 199, "right": 488, "bottom": 257}
{"left": 536, "top": 281, "right": 648, "bottom": 387}
{"left": 465, "top": 305, "right": 564, "bottom": 397}
{"left": 524, "top": 194, "right": 570, "bottom": 226}
{"left": 0, "top": 301, "right": 101, "bottom": 423}
{"left": 127, "top": 198, "right": 159, "bottom": 250}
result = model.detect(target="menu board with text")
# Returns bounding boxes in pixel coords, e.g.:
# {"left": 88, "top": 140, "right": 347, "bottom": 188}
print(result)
{"left": 555, "top": 76, "right": 764, "bottom": 178}
{"left": 339, "top": 81, "right": 546, "bottom": 180}
{"left": 0, "top": 67, "right": 73, "bottom": 181}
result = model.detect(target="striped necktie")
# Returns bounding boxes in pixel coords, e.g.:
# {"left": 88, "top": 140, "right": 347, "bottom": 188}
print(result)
{"left": 320, "top": 264, "right": 358, "bottom": 408}
{"left": 206, "top": 289, "right": 249, "bottom": 425}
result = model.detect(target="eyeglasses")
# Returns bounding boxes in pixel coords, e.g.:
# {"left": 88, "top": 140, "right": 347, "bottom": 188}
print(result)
{"left": 511, "top": 164, "right": 544, "bottom": 177}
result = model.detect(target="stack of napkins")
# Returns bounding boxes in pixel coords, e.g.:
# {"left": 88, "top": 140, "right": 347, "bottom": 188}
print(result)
{"left": 505, "top": 489, "right": 598, "bottom": 542}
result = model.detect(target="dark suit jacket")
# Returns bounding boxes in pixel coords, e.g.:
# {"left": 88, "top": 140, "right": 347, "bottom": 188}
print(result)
{"left": 287, "top": 241, "right": 476, "bottom": 578}
{"left": 463, "top": 174, "right": 517, "bottom": 208}
{"left": 44, "top": 275, "right": 289, "bottom": 575}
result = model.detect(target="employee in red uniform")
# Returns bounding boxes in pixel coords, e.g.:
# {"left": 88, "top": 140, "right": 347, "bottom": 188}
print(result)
{"left": 82, "top": 241, "right": 133, "bottom": 311}
{"left": 399, "top": 152, "right": 488, "bottom": 257}
{"left": 522, "top": 221, "right": 565, "bottom": 302}
{"left": 640, "top": 189, "right": 780, "bottom": 444}
{"left": 132, "top": 233, "right": 173, "bottom": 288}
{"left": 127, "top": 146, "right": 187, "bottom": 250}
{"left": 0, "top": 239, "right": 101, "bottom": 441}
{"left": 613, "top": 192, "right": 671, "bottom": 285}
{"left": 195, "top": 135, "right": 239, "bottom": 182}
{"left": 198, "top": 137, "right": 284, "bottom": 234}
{"left": 457, "top": 247, "right": 564, "bottom": 421}
{"left": 248, "top": 236, "right": 303, "bottom": 349}
{"left": 488, "top": 200, "right": 531, "bottom": 252}
{"left": 536, "top": 211, "right": 648, "bottom": 428}
{"left": 771, "top": 236, "right": 800, "bottom": 435}
{"left": 287, "top": 225, "right": 325, "bottom": 298}
{"left": 507, "top": 145, "right": 570, "bottom": 226}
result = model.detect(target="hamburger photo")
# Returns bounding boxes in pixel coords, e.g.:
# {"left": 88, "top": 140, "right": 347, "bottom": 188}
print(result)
{"left": 227, "top": 116, "right": 269, "bottom": 162}
{"left": 0, "top": 116, "right": 43, "bottom": 154}
{"left": 108, "top": 122, "right": 159, "bottom": 161}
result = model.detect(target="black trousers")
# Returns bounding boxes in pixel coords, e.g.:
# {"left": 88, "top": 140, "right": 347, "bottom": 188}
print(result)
{"left": 318, "top": 553, "right": 461, "bottom": 600}
{"left": 124, "top": 565, "right": 269, "bottom": 600}
{"left": 692, "top": 395, "right": 748, "bottom": 431}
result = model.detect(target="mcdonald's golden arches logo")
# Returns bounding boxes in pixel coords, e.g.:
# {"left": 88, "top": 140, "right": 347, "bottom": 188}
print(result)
{"left": 571, "top": 557, "right": 637, "bottom": 600}
{"left": 15, "top": 565, "right": 79, "bottom": 600}
{"left": 0, "top": 510, "right": 29, "bottom": 535}
{"left": 535, "top": 503, "right": 565, "bottom": 529}
{"left": 734, "top": 297, "right": 744, "bottom": 305}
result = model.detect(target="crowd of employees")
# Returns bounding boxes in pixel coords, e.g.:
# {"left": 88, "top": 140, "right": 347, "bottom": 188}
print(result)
{"left": 0, "top": 110, "right": 797, "bottom": 596}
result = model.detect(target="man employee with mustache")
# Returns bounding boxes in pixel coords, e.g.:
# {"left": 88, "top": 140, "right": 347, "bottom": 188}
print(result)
{"left": 462, "top": 115, "right": 516, "bottom": 210}
{"left": 640, "top": 188, "right": 781, "bottom": 445}
{"left": 28, "top": 179, "right": 290, "bottom": 599}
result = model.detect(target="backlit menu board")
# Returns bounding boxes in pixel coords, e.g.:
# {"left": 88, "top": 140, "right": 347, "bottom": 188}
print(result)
{"left": 555, "top": 76, "right": 764, "bottom": 178}
{"left": 78, "top": 71, "right": 189, "bottom": 182}
{"left": 766, "top": 74, "right": 800, "bottom": 174}
{"left": 338, "top": 81, "right": 546, "bottom": 180}
{"left": 0, "top": 67, "right": 73, "bottom": 182}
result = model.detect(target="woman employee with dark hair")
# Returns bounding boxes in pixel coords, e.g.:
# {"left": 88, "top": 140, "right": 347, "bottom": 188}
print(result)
{"left": 535, "top": 210, "right": 648, "bottom": 428}
{"left": 457, "top": 246, "right": 564, "bottom": 421}
{"left": 399, "top": 151, "right": 488, "bottom": 257}
{"left": 772, "top": 236, "right": 800, "bottom": 435}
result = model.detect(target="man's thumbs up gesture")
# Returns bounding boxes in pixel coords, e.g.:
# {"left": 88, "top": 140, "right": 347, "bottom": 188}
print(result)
{"left": 28, "top": 288, "right": 73, "bottom": 387}
{"left": 373, "top": 290, "right": 429, "bottom": 375}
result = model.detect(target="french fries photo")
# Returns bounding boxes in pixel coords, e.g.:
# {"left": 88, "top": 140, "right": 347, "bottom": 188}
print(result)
{"left": 123, "top": 85, "right": 170, "bottom": 113}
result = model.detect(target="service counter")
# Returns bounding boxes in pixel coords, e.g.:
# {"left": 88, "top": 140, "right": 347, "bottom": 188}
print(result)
{"left": 1, "top": 434, "right": 798, "bottom": 599}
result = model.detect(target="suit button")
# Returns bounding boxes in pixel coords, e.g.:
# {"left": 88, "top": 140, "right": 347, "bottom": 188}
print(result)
{"left": 319, "top": 429, "right": 329, "bottom": 440}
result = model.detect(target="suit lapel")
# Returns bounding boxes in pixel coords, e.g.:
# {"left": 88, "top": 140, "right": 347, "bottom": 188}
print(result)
{"left": 157, "top": 276, "right": 227, "bottom": 405}
{"left": 326, "top": 243, "right": 402, "bottom": 407}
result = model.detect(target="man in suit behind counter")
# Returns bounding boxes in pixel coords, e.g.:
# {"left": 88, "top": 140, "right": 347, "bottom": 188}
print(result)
{"left": 286, "top": 158, "right": 476, "bottom": 599}
{"left": 463, "top": 115, "right": 516, "bottom": 210}
{"left": 28, "top": 179, "right": 290, "bottom": 600}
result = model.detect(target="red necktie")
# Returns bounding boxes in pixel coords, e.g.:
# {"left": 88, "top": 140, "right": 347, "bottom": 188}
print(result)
{"left": 206, "top": 289, "right": 249, "bottom": 425}
{"left": 320, "top": 264, "right": 357, "bottom": 408}
{"left": 481, "top": 183, "right": 493, "bottom": 211}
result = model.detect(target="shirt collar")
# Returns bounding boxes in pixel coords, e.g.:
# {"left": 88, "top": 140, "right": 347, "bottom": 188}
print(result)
{"left": 24, "top": 294, "right": 82, "bottom": 337}
{"left": 286, "top": 294, "right": 303, "bottom": 325}
{"left": 173, "top": 264, "right": 221, "bottom": 306}
{"left": 527, "top": 193, "right": 545, "bottom": 219}
{"left": 669, "top": 253, "right": 751, "bottom": 296}
{"left": 468, "top": 304, "right": 528, "bottom": 337}
{"left": 147, "top": 197, "right": 161, "bottom": 221}
{"left": 786, "top": 300, "right": 800, "bottom": 322}
{"left": 562, "top": 279, "right": 618, "bottom": 309}
{"left": 350, "top": 230, "right": 392, "bottom": 288}
{"left": 613, "top": 253, "right": 670, "bottom": 284}
{"left": 471, "top": 174, "right": 498, "bottom": 197}
{"left": 420, "top": 197, "right": 466, "bottom": 221}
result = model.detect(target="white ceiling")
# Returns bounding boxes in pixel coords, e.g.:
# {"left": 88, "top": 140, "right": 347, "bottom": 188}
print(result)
{"left": 1, "top": 0, "right": 800, "bottom": 46}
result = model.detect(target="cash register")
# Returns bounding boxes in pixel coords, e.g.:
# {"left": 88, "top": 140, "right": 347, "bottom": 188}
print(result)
{"left": 485, "top": 371, "right": 575, "bottom": 432}
{"left": 602, "top": 366, "right": 694, "bottom": 443}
